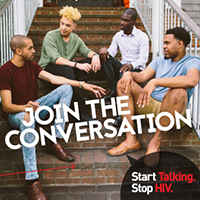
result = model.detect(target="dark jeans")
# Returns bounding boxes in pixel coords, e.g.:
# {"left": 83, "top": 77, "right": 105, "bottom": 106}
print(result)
{"left": 40, "top": 58, "right": 94, "bottom": 114}
{"left": 102, "top": 55, "right": 143, "bottom": 91}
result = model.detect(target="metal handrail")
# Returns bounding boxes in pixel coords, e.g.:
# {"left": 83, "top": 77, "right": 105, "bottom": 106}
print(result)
{"left": 167, "top": 0, "right": 200, "bottom": 40}
{"left": 0, "top": 0, "right": 39, "bottom": 66}
{"left": 0, "top": 0, "right": 12, "bottom": 16}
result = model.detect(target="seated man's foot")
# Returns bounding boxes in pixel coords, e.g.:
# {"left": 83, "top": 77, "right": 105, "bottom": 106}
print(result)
{"left": 113, "top": 116, "right": 122, "bottom": 127}
{"left": 108, "top": 141, "right": 141, "bottom": 156}
{"left": 47, "top": 142, "right": 74, "bottom": 162}
{"left": 103, "top": 90, "right": 117, "bottom": 100}
{"left": 144, "top": 147, "right": 160, "bottom": 168}
{"left": 25, "top": 181, "right": 49, "bottom": 200}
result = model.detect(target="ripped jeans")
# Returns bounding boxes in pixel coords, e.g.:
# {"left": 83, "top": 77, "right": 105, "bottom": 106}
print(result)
{"left": 8, "top": 84, "right": 73, "bottom": 180}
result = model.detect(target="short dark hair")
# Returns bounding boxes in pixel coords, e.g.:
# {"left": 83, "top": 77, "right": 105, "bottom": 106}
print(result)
{"left": 10, "top": 35, "right": 31, "bottom": 52}
{"left": 166, "top": 27, "right": 191, "bottom": 47}
{"left": 123, "top": 9, "right": 137, "bottom": 21}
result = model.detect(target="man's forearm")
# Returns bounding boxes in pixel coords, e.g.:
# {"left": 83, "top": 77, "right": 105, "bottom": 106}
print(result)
{"left": 55, "top": 57, "right": 76, "bottom": 67}
{"left": 3, "top": 104, "right": 26, "bottom": 114}
{"left": 51, "top": 76, "right": 81, "bottom": 87}
{"left": 87, "top": 51, "right": 97, "bottom": 59}
{"left": 131, "top": 72, "right": 146, "bottom": 83}
{"left": 153, "top": 76, "right": 199, "bottom": 89}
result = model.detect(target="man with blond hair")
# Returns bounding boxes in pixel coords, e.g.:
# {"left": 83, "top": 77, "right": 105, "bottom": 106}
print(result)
{"left": 39, "top": 6, "right": 101, "bottom": 123}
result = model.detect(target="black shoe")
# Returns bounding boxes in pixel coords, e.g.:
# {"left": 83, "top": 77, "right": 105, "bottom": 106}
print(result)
{"left": 113, "top": 116, "right": 122, "bottom": 127}
{"left": 103, "top": 90, "right": 117, "bottom": 100}
{"left": 80, "top": 113, "right": 94, "bottom": 123}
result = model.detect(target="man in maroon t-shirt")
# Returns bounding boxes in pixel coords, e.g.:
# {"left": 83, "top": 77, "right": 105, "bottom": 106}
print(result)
{"left": 0, "top": 35, "right": 105, "bottom": 200}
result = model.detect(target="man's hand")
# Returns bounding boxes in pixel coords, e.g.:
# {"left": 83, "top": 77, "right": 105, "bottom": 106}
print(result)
{"left": 118, "top": 71, "right": 134, "bottom": 95}
{"left": 137, "top": 79, "right": 156, "bottom": 108}
{"left": 76, "top": 63, "right": 92, "bottom": 73}
{"left": 99, "top": 47, "right": 109, "bottom": 63}
{"left": 119, "top": 63, "right": 133, "bottom": 73}
{"left": 82, "top": 83, "right": 106, "bottom": 98}
{"left": 91, "top": 55, "right": 101, "bottom": 73}
{"left": 26, "top": 101, "right": 39, "bottom": 112}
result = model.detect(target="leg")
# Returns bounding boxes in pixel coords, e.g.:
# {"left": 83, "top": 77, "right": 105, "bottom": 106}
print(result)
{"left": 102, "top": 56, "right": 123, "bottom": 91}
{"left": 147, "top": 88, "right": 187, "bottom": 154}
{"left": 41, "top": 63, "right": 88, "bottom": 116}
{"left": 36, "top": 84, "right": 73, "bottom": 138}
{"left": 108, "top": 80, "right": 143, "bottom": 156}
{"left": 74, "top": 58, "right": 95, "bottom": 81}
{"left": 8, "top": 112, "right": 38, "bottom": 180}
{"left": 36, "top": 85, "right": 74, "bottom": 161}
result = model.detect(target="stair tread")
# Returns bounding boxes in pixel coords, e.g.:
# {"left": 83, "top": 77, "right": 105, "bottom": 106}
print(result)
{"left": 37, "top": 6, "right": 126, "bottom": 10}
{"left": 34, "top": 13, "right": 123, "bottom": 18}
{"left": 29, "top": 29, "right": 145, "bottom": 35}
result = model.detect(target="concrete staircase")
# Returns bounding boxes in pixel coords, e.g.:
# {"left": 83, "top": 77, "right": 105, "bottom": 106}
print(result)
{"left": 0, "top": 6, "right": 200, "bottom": 200}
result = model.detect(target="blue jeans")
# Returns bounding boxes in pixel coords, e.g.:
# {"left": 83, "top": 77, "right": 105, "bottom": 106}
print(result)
{"left": 8, "top": 84, "right": 73, "bottom": 180}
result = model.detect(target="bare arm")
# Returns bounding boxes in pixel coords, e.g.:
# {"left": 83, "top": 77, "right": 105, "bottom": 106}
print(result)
{"left": 131, "top": 67, "right": 156, "bottom": 83}
{"left": 39, "top": 70, "right": 80, "bottom": 87}
{"left": 137, "top": 68, "right": 200, "bottom": 107}
{"left": 87, "top": 51, "right": 101, "bottom": 73}
{"left": 55, "top": 57, "right": 92, "bottom": 73}
{"left": 0, "top": 90, "right": 39, "bottom": 114}
{"left": 149, "top": 68, "right": 199, "bottom": 89}
{"left": 118, "top": 67, "right": 156, "bottom": 93}
{"left": 99, "top": 47, "right": 110, "bottom": 63}
{"left": 38, "top": 70, "right": 106, "bottom": 98}
{"left": 55, "top": 57, "right": 76, "bottom": 67}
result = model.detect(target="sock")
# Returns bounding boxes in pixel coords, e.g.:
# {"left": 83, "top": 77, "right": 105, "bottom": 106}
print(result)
{"left": 26, "top": 178, "right": 39, "bottom": 186}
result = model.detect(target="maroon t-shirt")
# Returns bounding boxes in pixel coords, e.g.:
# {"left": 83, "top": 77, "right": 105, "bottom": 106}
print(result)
{"left": 0, "top": 60, "right": 43, "bottom": 117}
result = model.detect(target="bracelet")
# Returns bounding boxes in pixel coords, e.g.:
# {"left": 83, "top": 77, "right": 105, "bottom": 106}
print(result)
{"left": 93, "top": 53, "right": 99, "bottom": 57}
{"left": 74, "top": 62, "right": 78, "bottom": 68}
{"left": 79, "top": 81, "right": 85, "bottom": 89}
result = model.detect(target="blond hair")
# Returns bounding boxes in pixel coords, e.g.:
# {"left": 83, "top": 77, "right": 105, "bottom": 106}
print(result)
{"left": 59, "top": 6, "right": 81, "bottom": 21}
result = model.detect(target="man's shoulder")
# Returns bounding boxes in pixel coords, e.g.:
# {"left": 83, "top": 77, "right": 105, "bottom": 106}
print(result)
{"left": 44, "top": 28, "right": 60, "bottom": 40}
{"left": 70, "top": 32, "right": 82, "bottom": 41}
{"left": 0, "top": 60, "right": 13, "bottom": 72}
{"left": 26, "top": 61, "right": 42, "bottom": 72}
{"left": 182, "top": 55, "right": 200, "bottom": 69}
{"left": 184, "top": 54, "right": 200, "bottom": 62}
{"left": 115, "top": 30, "right": 123, "bottom": 36}
{"left": 46, "top": 28, "right": 60, "bottom": 36}
{"left": 134, "top": 27, "right": 148, "bottom": 38}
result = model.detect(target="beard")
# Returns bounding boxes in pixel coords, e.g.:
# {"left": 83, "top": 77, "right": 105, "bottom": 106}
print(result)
{"left": 164, "top": 51, "right": 178, "bottom": 60}
{"left": 164, "top": 55, "right": 170, "bottom": 60}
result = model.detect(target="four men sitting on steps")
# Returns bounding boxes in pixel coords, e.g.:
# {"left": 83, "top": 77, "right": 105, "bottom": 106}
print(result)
{"left": 0, "top": 5, "right": 200, "bottom": 200}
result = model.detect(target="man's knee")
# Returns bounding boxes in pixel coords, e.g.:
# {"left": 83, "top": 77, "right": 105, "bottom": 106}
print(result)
{"left": 61, "top": 66, "right": 76, "bottom": 80}
{"left": 58, "top": 84, "right": 73, "bottom": 96}
{"left": 164, "top": 88, "right": 187, "bottom": 106}
{"left": 116, "top": 80, "right": 135, "bottom": 95}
